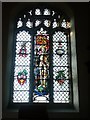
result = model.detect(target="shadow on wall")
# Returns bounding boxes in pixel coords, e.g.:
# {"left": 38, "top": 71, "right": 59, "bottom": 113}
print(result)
{"left": 18, "top": 104, "right": 49, "bottom": 120}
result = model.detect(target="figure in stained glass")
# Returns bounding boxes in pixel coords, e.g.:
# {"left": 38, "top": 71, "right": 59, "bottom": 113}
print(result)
{"left": 34, "top": 34, "right": 49, "bottom": 98}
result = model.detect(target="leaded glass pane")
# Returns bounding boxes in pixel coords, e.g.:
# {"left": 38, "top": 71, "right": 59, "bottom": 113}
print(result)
{"left": 53, "top": 31, "right": 70, "bottom": 103}
{"left": 26, "top": 19, "right": 33, "bottom": 28}
{"left": 13, "top": 31, "right": 31, "bottom": 103}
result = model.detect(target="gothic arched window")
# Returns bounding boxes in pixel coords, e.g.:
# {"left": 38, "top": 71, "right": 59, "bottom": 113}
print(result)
{"left": 12, "top": 7, "right": 73, "bottom": 104}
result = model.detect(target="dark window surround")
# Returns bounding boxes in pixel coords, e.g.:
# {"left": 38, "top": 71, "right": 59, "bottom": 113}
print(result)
{"left": 3, "top": 3, "right": 79, "bottom": 119}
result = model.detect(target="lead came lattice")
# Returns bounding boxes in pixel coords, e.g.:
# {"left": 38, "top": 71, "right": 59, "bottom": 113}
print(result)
{"left": 53, "top": 31, "right": 70, "bottom": 103}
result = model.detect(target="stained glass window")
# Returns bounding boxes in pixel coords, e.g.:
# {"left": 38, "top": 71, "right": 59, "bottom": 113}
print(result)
{"left": 12, "top": 7, "right": 71, "bottom": 104}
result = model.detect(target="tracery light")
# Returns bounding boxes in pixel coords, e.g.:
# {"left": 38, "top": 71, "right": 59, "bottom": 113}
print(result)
{"left": 26, "top": 19, "right": 33, "bottom": 28}
{"left": 35, "top": 20, "right": 41, "bottom": 27}
{"left": 28, "top": 10, "right": 32, "bottom": 15}
{"left": 44, "top": 9, "right": 50, "bottom": 15}
{"left": 61, "top": 19, "right": 67, "bottom": 28}
{"left": 17, "top": 18, "right": 23, "bottom": 28}
{"left": 35, "top": 9, "right": 41, "bottom": 15}
{"left": 52, "top": 19, "right": 58, "bottom": 28}
{"left": 44, "top": 20, "right": 51, "bottom": 27}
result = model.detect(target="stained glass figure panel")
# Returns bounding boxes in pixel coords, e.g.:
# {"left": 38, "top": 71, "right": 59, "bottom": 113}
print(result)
{"left": 16, "top": 31, "right": 31, "bottom": 42}
{"left": 33, "top": 30, "right": 50, "bottom": 103}
{"left": 53, "top": 55, "right": 68, "bottom": 66}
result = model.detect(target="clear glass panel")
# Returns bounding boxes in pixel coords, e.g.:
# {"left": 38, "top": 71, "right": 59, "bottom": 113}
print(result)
{"left": 16, "top": 30, "right": 31, "bottom": 41}
{"left": 43, "top": 9, "right": 50, "bottom": 15}
{"left": 13, "top": 31, "right": 31, "bottom": 103}
{"left": 53, "top": 31, "right": 70, "bottom": 103}
{"left": 17, "top": 18, "right": 23, "bottom": 28}
{"left": 13, "top": 91, "right": 29, "bottom": 103}
{"left": 53, "top": 31, "right": 67, "bottom": 42}
{"left": 53, "top": 55, "right": 68, "bottom": 66}
{"left": 33, "top": 28, "right": 49, "bottom": 103}
{"left": 35, "top": 9, "right": 41, "bottom": 15}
